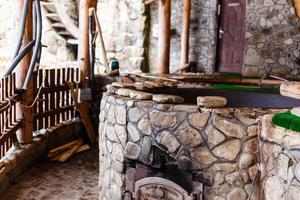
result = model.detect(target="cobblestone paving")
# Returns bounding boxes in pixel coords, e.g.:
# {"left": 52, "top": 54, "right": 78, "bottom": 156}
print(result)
{"left": 1, "top": 146, "right": 99, "bottom": 200}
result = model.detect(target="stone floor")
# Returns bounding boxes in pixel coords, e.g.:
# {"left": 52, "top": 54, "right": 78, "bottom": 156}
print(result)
{"left": 1, "top": 145, "right": 99, "bottom": 200}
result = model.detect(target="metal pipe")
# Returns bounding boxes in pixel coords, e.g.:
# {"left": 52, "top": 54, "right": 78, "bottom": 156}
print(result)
{"left": 12, "top": 0, "right": 30, "bottom": 59}
{"left": 1, "top": 40, "right": 35, "bottom": 78}
{"left": 23, "top": 0, "right": 42, "bottom": 90}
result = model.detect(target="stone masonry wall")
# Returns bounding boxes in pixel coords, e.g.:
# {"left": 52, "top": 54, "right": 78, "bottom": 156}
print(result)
{"left": 96, "top": 0, "right": 147, "bottom": 73}
{"left": 260, "top": 115, "right": 300, "bottom": 200}
{"left": 148, "top": 0, "right": 218, "bottom": 73}
{"left": 98, "top": 91, "right": 278, "bottom": 200}
{"left": 244, "top": 0, "right": 300, "bottom": 78}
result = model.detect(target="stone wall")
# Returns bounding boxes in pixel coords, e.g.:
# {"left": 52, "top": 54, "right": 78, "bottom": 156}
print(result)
{"left": 244, "top": 0, "right": 300, "bottom": 78}
{"left": 96, "top": 0, "right": 147, "bottom": 73}
{"left": 148, "top": 0, "right": 218, "bottom": 73}
{"left": 260, "top": 115, "right": 300, "bottom": 200}
{"left": 98, "top": 90, "right": 282, "bottom": 199}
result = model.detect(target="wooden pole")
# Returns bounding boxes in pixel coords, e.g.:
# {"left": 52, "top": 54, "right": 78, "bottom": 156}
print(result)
{"left": 79, "top": 0, "right": 90, "bottom": 85}
{"left": 157, "top": 0, "right": 171, "bottom": 74}
{"left": 180, "top": 0, "right": 191, "bottom": 67}
{"left": 16, "top": 0, "right": 33, "bottom": 144}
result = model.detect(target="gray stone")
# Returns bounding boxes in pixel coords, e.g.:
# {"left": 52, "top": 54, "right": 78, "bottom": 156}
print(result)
{"left": 150, "top": 111, "right": 177, "bottom": 130}
{"left": 127, "top": 122, "right": 141, "bottom": 142}
{"left": 245, "top": 48, "right": 264, "bottom": 66}
{"left": 129, "top": 91, "right": 153, "bottom": 100}
{"left": 174, "top": 124, "right": 203, "bottom": 148}
{"left": 138, "top": 117, "right": 152, "bottom": 136}
{"left": 128, "top": 107, "right": 144, "bottom": 122}
{"left": 291, "top": 107, "right": 300, "bottom": 117}
{"left": 213, "top": 116, "right": 246, "bottom": 139}
{"left": 116, "top": 88, "right": 133, "bottom": 97}
{"left": 156, "top": 131, "right": 180, "bottom": 153}
{"left": 226, "top": 187, "right": 246, "bottom": 200}
{"left": 213, "top": 139, "right": 241, "bottom": 161}
{"left": 245, "top": 183, "right": 260, "bottom": 200}
{"left": 192, "top": 147, "right": 217, "bottom": 165}
{"left": 106, "top": 85, "right": 119, "bottom": 94}
{"left": 188, "top": 112, "right": 210, "bottom": 130}
{"left": 239, "top": 153, "right": 255, "bottom": 169}
{"left": 115, "top": 106, "right": 126, "bottom": 125}
{"left": 212, "top": 163, "right": 237, "bottom": 173}
{"left": 152, "top": 94, "right": 184, "bottom": 103}
{"left": 295, "top": 162, "right": 300, "bottom": 182}
{"left": 264, "top": 176, "right": 284, "bottom": 200}
{"left": 112, "top": 143, "right": 124, "bottom": 162}
{"left": 114, "top": 124, "right": 127, "bottom": 146}
{"left": 277, "top": 153, "right": 289, "bottom": 181}
{"left": 197, "top": 96, "right": 227, "bottom": 108}
{"left": 139, "top": 137, "right": 152, "bottom": 164}
{"left": 124, "top": 142, "right": 141, "bottom": 160}
{"left": 205, "top": 125, "right": 226, "bottom": 148}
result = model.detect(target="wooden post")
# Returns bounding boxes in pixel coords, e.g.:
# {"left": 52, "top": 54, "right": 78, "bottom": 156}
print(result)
{"left": 16, "top": 0, "right": 33, "bottom": 144}
{"left": 157, "top": 0, "right": 171, "bottom": 74}
{"left": 180, "top": 0, "right": 191, "bottom": 67}
{"left": 79, "top": 0, "right": 90, "bottom": 85}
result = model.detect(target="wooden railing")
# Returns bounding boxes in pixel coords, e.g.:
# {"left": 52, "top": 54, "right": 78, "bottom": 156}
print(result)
{"left": 0, "top": 73, "right": 21, "bottom": 159}
{"left": 0, "top": 67, "right": 80, "bottom": 160}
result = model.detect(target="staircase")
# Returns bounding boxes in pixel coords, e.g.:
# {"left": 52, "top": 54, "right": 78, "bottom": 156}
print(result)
{"left": 41, "top": 0, "right": 79, "bottom": 45}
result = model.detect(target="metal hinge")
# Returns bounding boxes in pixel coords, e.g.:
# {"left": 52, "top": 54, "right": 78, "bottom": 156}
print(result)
{"left": 219, "top": 28, "right": 224, "bottom": 39}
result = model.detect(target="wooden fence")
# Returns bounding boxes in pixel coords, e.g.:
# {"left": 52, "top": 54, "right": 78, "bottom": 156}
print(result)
{"left": 0, "top": 67, "right": 80, "bottom": 160}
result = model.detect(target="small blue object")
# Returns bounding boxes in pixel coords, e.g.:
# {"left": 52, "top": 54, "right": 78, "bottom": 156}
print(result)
{"left": 111, "top": 60, "right": 119, "bottom": 71}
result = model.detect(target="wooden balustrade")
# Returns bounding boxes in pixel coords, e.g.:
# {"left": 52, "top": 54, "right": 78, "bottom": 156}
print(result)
{"left": 0, "top": 68, "right": 80, "bottom": 160}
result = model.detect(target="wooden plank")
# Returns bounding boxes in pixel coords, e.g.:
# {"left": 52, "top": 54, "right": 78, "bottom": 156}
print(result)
{"left": 56, "top": 69, "right": 61, "bottom": 124}
{"left": 58, "top": 140, "right": 83, "bottom": 162}
{"left": 49, "top": 69, "right": 56, "bottom": 126}
{"left": 48, "top": 139, "right": 82, "bottom": 158}
{"left": 34, "top": 106, "right": 74, "bottom": 119}
{"left": 67, "top": 82, "right": 96, "bottom": 143}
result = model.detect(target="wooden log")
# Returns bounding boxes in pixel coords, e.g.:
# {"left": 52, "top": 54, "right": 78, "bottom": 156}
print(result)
{"left": 157, "top": 0, "right": 171, "bottom": 74}
{"left": 280, "top": 82, "right": 300, "bottom": 100}
{"left": 16, "top": 0, "right": 34, "bottom": 144}
{"left": 48, "top": 139, "right": 83, "bottom": 158}
{"left": 180, "top": 0, "right": 191, "bottom": 68}
{"left": 79, "top": 0, "right": 90, "bottom": 86}
{"left": 75, "top": 144, "right": 90, "bottom": 154}
{"left": 58, "top": 140, "right": 83, "bottom": 162}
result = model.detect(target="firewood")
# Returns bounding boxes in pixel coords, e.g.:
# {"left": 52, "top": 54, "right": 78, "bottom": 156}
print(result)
{"left": 48, "top": 139, "right": 82, "bottom": 158}
{"left": 58, "top": 140, "right": 84, "bottom": 162}
{"left": 0, "top": 161, "right": 5, "bottom": 173}
{"left": 75, "top": 144, "right": 90, "bottom": 154}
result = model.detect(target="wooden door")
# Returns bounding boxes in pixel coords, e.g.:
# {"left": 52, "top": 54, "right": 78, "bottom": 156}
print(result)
{"left": 217, "top": 0, "right": 246, "bottom": 73}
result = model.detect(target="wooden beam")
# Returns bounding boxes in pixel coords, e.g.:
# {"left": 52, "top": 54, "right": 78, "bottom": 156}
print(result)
{"left": 16, "top": 0, "right": 33, "bottom": 144}
{"left": 78, "top": 0, "right": 90, "bottom": 85}
{"left": 180, "top": 0, "right": 191, "bottom": 68}
{"left": 144, "top": 0, "right": 156, "bottom": 4}
{"left": 157, "top": 0, "right": 171, "bottom": 74}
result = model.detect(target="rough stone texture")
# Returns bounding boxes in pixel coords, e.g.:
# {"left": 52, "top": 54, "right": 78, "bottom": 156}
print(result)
{"left": 213, "top": 139, "right": 241, "bottom": 161}
{"left": 156, "top": 131, "right": 180, "bottom": 153}
{"left": 98, "top": 93, "right": 278, "bottom": 200}
{"left": 291, "top": 106, "right": 300, "bottom": 117}
{"left": 197, "top": 96, "right": 227, "bottom": 108}
{"left": 129, "top": 91, "right": 153, "bottom": 100}
{"left": 260, "top": 114, "right": 300, "bottom": 200}
{"left": 124, "top": 142, "right": 141, "bottom": 160}
{"left": 152, "top": 94, "right": 184, "bottom": 103}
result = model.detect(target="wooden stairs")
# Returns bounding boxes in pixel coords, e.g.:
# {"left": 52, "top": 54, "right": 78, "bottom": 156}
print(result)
{"left": 41, "top": 0, "right": 79, "bottom": 45}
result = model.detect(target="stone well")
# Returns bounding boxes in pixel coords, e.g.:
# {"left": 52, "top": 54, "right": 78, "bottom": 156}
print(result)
{"left": 98, "top": 84, "right": 291, "bottom": 200}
